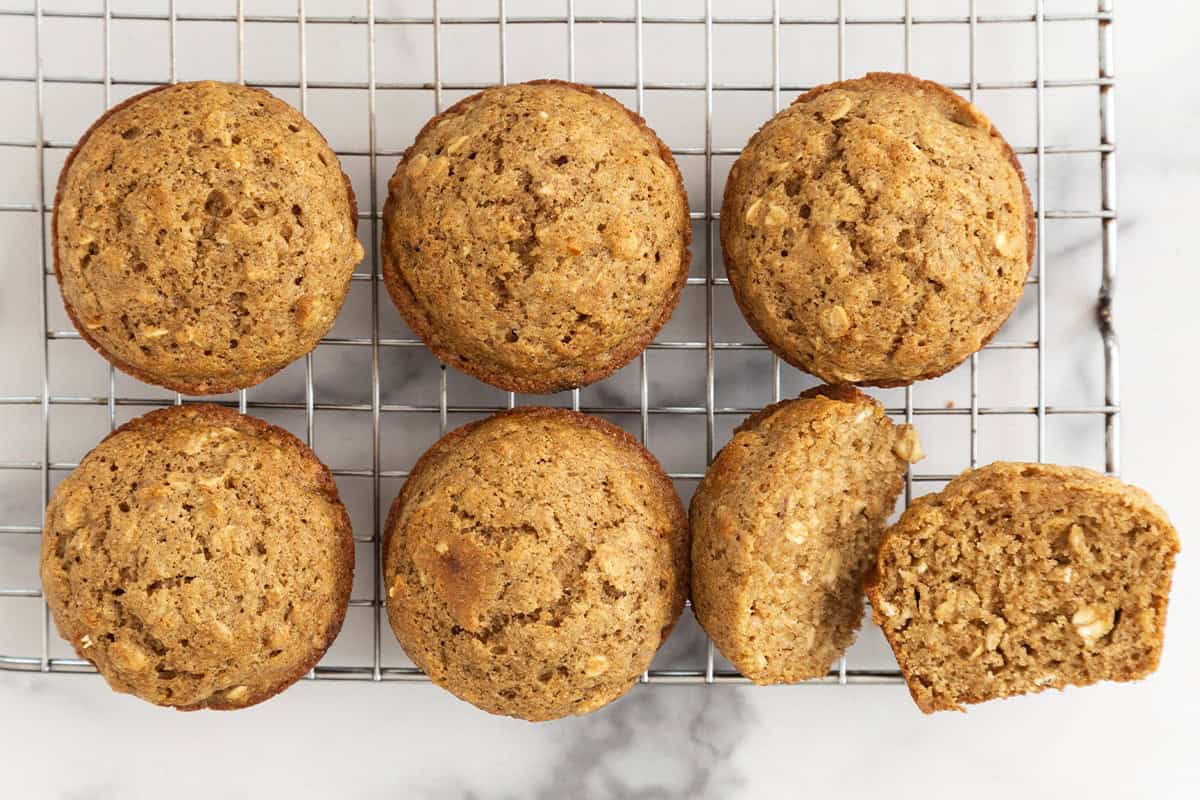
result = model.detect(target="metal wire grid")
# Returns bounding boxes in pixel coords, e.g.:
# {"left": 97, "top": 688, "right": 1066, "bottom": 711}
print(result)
{"left": 0, "top": 0, "right": 1119, "bottom": 686}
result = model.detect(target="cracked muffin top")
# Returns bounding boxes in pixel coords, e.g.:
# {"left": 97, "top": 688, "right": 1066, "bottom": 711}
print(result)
{"left": 381, "top": 80, "right": 691, "bottom": 394}
{"left": 721, "top": 72, "right": 1033, "bottom": 386}
{"left": 383, "top": 407, "right": 688, "bottom": 721}
{"left": 40, "top": 404, "right": 354, "bottom": 710}
{"left": 53, "top": 81, "right": 363, "bottom": 394}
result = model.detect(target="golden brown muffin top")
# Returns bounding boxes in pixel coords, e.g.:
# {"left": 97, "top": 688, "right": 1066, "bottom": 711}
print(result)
{"left": 690, "top": 385, "right": 921, "bottom": 683}
{"left": 721, "top": 72, "right": 1033, "bottom": 386}
{"left": 40, "top": 404, "right": 354, "bottom": 710}
{"left": 54, "top": 81, "right": 363, "bottom": 394}
{"left": 868, "top": 462, "right": 1179, "bottom": 713}
{"left": 382, "top": 80, "right": 691, "bottom": 394}
{"left": 383, "top": 407, "right": 688, "bottom": 721}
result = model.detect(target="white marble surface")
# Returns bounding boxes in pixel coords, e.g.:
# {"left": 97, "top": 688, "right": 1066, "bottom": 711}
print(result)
{"left": 0, "top": 1, "right": 1197, "bottom": 797}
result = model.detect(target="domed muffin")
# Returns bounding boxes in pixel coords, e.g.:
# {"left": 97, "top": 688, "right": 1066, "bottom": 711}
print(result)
{"left": 40, "top": 404, "right": 354, "bottom": 710}
{"left": 383, "top": 407, "right": 688, "bottom": 720}
{"left": 868, "top": 462, "right": 1179, "bottom": 713}
{"left": 53, "top": 81, "right": 363, "bottom": 394}
{"left": 382, "top": 80, "right": 691, "bottom": 393}
{"left": 690, "top": 385, "right": 922, "bottom": 684}
{"left": 721, "top": 72, "right": 1034, "bottom": 386}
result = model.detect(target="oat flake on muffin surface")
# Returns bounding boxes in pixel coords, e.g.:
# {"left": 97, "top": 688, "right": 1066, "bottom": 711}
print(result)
{"left": 54, "top": 81, "right": 363, "bottom": 394}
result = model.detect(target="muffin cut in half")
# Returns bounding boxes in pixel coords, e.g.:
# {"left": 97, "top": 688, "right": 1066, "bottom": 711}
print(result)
{"left": 690, "top": 385, "right": 923, "bottom": 683}
{"left": 40, "top": 404, "right": 354, "bottom": 710}
{"left": 53, "top": 81, "right": 363, "bottom": 394}
{"left": 383, "top": 407, "right": 688, "bottom": 721}
{"left": 382, "top": 80, "right": 691, "bottom": 393}
{"left": 720, "top": 72, "right": 1034, "bottom": 386}
{"left": 867, "top": 462, "right": 1179, "bottom": 713}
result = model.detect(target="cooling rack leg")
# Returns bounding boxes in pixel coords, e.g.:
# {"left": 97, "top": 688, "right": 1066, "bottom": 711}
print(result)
{"left": 433, "top": 3, "right": 447, "bottom": 438}
{"left": 770, "top": 1, "right": 781, "bottom": 404}
{"left": 702, "top": 0, "right": 716, "bottom": 687}
{"left": 368, "top": 0, "right": 383, "bottom": 682}
{"left": 103, "top": 2, "right": 117, "bottom": 434}
{"left": 630, "top": 0, "right": 652, "bottom": 685}
{"left": 1034, "top": 1, "right": 1047, "bottom": 463}
{"left": 35, "top": 0, "right": 50, "bottom": 673}
{"left": 1097, "top": 0, "right": 1119, "bottom": 478}
{"left": 969, "top": 0, "right": 980, "bottom": 470}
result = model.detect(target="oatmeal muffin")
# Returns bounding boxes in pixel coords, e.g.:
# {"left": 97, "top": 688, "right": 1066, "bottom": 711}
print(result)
{"left": 383, "top": 407, "right": 688, "bottom": 721}
{"left": 40, "top": 404, "right": 354, "bottom": 710}
{"left": 691, "top": 385, "right": 922, "bottom": 684}
{"left": 867, "top": 462, "right": 1179, "bottom": 713}
{"left": 53, "top": 81, "right": 363, "bottom": 394}
{"left": 381, "top": 80, "right": 691, "bottom": 393}
{"left": 721, "top": 72, "right": 1034, "bottom": 386}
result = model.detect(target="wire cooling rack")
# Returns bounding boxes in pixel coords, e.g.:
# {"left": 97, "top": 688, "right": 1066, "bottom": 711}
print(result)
{"left": 0, "top": 0, "right": 1118, "bottom": 687}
